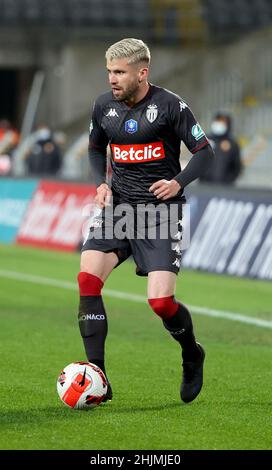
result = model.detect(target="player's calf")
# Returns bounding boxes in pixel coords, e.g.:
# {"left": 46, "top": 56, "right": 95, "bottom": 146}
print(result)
{"left": 148, "top": 296, "right": 201, "bottom": 361}
{"left": 77, "top": 271, "right": 108, "bottom": 374}
{"left": 148, "top": 296, "right": 205, "bottom": 403}
{"left": 164, "top": 301, "right": 202, "bottom": 362}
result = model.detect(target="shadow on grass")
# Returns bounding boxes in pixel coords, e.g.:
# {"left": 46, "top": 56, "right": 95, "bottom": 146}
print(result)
{"left": 0, "top": 406, "right": 83, "bottom": 426}
{"left": 108, "top": 402, "right": 193, "bottom": 413}
{"left": 2, "top": 398, "right": 269, "bottom": 427}
{"left": 0, "top": 401, "right": 188, "bottom": 426}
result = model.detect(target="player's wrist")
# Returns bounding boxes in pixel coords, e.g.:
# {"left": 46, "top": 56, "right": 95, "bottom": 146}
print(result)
{"left": 97, "top": 183, "right": 109, "bottom": 192}
{"left": 172, "top": 178, "right": 182, "bottom": 190}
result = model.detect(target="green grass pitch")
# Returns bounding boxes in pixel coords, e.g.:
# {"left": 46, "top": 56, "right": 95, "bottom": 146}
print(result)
{"left": 0, "top": 243, "right": 271, "bottom": 450}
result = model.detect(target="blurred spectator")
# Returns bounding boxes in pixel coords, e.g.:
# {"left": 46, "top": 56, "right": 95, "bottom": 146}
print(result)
{"left": 200, "top": 113, "right": 242, "bottom": 184}
{"left": 0, "top": 119, "right": 20, "bottom": 175}
{"left": 26, "top": 124, "right": 62, "bottom": 176}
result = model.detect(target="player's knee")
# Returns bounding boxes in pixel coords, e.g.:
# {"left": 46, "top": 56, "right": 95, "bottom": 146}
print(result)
{"left": 77, "top": 271, "right": 104, "bottom": 296}
{"left": 148, "top": 296, "right": 179, "bottom": 320}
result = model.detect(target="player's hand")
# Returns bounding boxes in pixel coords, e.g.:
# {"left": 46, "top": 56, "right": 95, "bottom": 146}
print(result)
{"left": 95, "top": 183, "right": 112, "bottom": 208}
{"left": 149, "top": 179, "right": 181, "bottom": 200}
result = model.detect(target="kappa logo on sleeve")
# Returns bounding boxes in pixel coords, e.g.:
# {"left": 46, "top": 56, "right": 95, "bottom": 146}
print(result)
{"left": 179, "top": 100, "right": 188, "bottom": 112}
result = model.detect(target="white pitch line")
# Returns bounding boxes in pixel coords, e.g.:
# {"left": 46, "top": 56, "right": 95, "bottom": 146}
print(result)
{"left": 0, "top": 269, "right": 271, "bottom": 329}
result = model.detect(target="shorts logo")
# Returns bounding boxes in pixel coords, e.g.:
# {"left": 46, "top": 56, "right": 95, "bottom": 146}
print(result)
{"left": 146, "top": 104, "right": 158, "bottom": 123}
{"left": 111, "top": 141, "right": 166, "bottom": 163}
{"left": 172, "top": 258, "right": 181, "bottom": 268}
{"left": 125, "top": 119, "right": 138, "bottom": 134}
{"left": 192, "top": 124, "right": 205, "bottom": 141}
{"left": 174, "top": 231, "right": 182, "bottom": 240}
{"left": 172, "top": 243, "right": 182, "bottom": 255}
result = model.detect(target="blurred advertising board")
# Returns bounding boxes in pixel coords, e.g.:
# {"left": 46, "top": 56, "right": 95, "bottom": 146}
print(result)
{"left": 0, "top": 178, "right": 38, "bottom": 243}
{"left": 16, "top": 180, "right": 96, "bottom": 252}
{"left": 184, "top": 185, "right": 272, "bottom": 281}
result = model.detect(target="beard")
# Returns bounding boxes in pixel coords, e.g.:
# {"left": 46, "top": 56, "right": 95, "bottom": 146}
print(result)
{"left": 113, "top": 81, "right": 140, "bottom": 102}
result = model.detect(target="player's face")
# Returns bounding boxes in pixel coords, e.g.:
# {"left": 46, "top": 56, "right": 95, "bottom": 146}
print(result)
{"left": 107, "top": 58, "right": 147, "bottom": 102}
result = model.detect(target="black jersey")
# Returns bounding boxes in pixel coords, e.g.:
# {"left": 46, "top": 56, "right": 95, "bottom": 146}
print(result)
{"left": 89, "top": 84, "right": 209, "bottom": 205}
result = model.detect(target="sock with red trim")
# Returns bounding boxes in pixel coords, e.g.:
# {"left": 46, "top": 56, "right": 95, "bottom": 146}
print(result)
{"left": 77, "top": 272, "right": 108, "bottom": 373}
{"left": 148, "top": 296, "right": 200, "bottom": 362}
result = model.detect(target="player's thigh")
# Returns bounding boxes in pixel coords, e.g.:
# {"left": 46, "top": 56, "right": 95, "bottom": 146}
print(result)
{"left": 147, "top": 271, "right": 177, "bottom": 299}
{"left": 80, "top": 250, "right": 119, "bottom": 282}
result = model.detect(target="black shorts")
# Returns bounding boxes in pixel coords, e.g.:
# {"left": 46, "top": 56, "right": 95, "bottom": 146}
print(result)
{"left": 82, "top": 201, "right": 183, "bottom": 276}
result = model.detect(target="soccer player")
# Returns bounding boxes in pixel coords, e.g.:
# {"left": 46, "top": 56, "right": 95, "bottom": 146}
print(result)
{"left": 77, "top": 38, "right": 214, "bottom": 404}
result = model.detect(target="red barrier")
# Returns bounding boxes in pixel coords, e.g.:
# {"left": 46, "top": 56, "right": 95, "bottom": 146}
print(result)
{"left": 16, "top": 180, "right": 96, "bottom": 251}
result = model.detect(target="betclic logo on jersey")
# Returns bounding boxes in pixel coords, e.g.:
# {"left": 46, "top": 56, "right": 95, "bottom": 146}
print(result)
{"left": 110, "top": 141, "right": 166, "bottom": 163}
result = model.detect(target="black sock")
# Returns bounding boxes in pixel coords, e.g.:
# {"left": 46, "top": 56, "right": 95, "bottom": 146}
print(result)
{"left": 163, "top": 303, "right": 201, "bottom": 361}
{"left": 89, "top": 359, "right": 106, "bottom": 374}
{"left": 78, "top": 295, "right": 108, "bottom": 374}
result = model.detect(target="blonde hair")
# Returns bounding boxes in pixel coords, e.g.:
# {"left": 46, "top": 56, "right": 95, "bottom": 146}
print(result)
{"left": 105, "top": 38, "right": 151, "bottom": 65}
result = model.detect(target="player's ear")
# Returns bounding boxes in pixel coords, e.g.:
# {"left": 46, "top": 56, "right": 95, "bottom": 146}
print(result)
{"left": 138, "top": 67, "right": 148, "bottom": 83}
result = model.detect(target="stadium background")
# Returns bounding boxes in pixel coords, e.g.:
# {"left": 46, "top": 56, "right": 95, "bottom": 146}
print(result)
{"left": 0, "top": 0, "right": 271, "bottom": 452}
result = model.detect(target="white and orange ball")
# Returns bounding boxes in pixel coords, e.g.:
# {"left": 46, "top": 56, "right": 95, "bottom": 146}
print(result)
{"left": 57, "top": 362, "right": 107, "bottom": 409}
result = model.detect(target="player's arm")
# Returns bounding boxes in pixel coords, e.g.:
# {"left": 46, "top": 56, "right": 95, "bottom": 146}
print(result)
{"left": 89, "top": 102, "right": 112, "bottom": 207}
{"left": 150, "top": 100, "right": 215, "bottom": 200}
{"left": 173, "top": 144, "right": 215, "bottom": 188}
{"left": 150, "top": 146, "right": 214, "bottom": 199}
{"left": 172, "top": 101, "right": 215, "bottom": 189}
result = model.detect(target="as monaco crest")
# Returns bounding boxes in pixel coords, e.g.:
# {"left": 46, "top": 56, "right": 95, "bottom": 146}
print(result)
{"left": 146, "top": 104, "right": 158, "bottom": 123}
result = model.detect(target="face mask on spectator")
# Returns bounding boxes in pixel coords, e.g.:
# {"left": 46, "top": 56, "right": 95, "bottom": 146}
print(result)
{"left": 37, "top": 128, "right": 51, "bottom": 141}
{"left": 211, "top": 121, "right": 227, "bottom": 136}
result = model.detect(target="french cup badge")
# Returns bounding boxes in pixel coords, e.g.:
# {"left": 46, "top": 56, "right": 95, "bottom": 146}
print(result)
{"left": 125, "top": 119, "right": 138, "bottom": 134}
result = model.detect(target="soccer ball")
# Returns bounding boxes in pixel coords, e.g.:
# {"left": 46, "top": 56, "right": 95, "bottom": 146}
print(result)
{"left": 57, "top": 362, "right": 108, "bottom": 410}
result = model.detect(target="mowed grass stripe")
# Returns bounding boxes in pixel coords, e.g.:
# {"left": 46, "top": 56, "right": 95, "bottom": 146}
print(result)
{"left": 0, "top": 268, "right": 271, "bottom": 329}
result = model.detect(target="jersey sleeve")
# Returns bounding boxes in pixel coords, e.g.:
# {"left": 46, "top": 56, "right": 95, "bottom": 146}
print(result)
{"left": 169, "top": 98, "right": 209, "bottom": 153}
{"left": 88, "top": 101, "right": 109, "bottom": 187}
{"left": 89, "top": 101, "right": 109, "bottom": 153}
